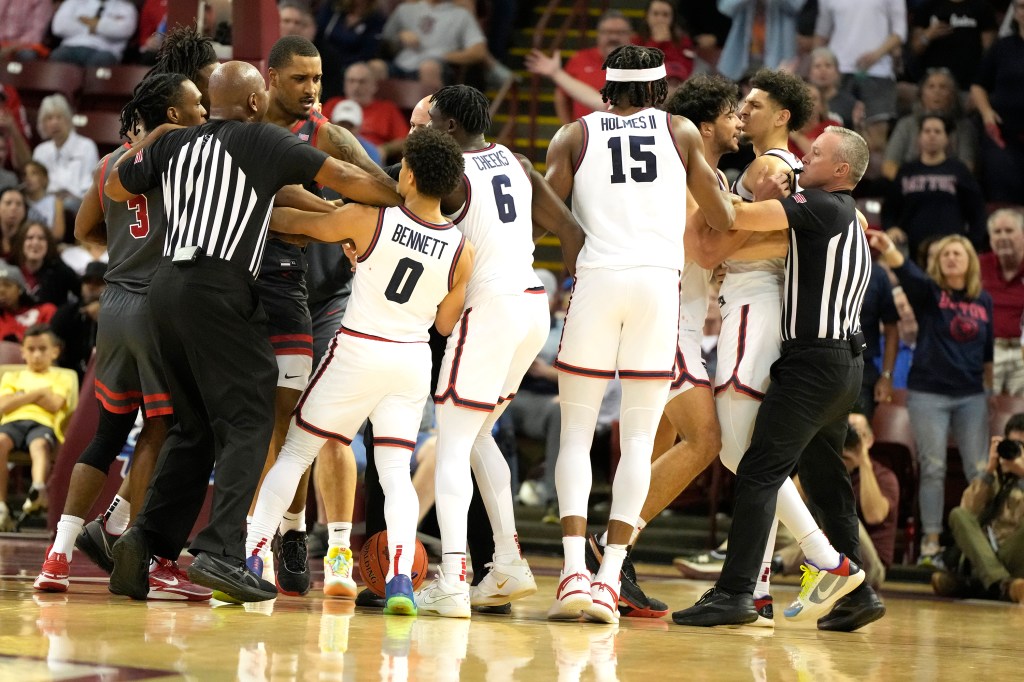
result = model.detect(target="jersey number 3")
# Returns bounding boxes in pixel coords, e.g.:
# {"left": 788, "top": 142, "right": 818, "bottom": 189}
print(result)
{"left": 127, "top": 195, "right": 150, "bottom": 239}
{"left": 608, "top": 136, "right": 658, "bottom": 184}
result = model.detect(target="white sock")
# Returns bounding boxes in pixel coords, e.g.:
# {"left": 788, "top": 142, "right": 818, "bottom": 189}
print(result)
{"left": 798, "top": 529, "right": 841, "bottom": 571}
{"left": 327, "top": 522, "right": 352, "bottom": 550}
{"left": 493, "top": 533, "right": 521, "bottom": 564}
{"left": 103, "top": 495, "right": 130, "bottom": 535}
{"left": 52, "top": 515, "right": 84, "bottom": 558}
{"left": 596, "top": 544, "right": 626, "bottom": 585}
{"left": 754, "top": 518, "right": 779, "bottom": 599}
{"left": 441, "top": 553, "right": 467, "bottom": 584}
{"left": 598, "top": 531, "right": 608, "bottom": 546}
{"left": 280, "top": 509, "right": 306, "bottom": 534}
{"left": 562, "top": 535, "right": 586, "bottom": 574}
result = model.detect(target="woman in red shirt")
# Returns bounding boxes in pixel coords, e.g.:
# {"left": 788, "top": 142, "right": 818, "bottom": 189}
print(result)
{"left": 632, "top": 0, "right": 695, "bottom": 81}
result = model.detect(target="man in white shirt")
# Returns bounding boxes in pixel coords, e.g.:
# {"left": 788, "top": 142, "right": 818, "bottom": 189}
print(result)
{"left": 31, "top": 94, "right": 99, "bottom": 213}
{"left": 50, "top": 0, "right": 138, "bottom": 66}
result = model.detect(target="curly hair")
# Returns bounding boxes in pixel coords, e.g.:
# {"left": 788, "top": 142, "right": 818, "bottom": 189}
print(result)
{"left": 599, "top": 45, "right": 668, "bottom": 109}
{"left": 430, "top": 85, "right": 491, "bottom": 136}
{"left": 402, "top": 128, "right": 465, "bottom": 199}
{"left": 664, "top": 74, "right": 738, "bottom": 125}
{"left": 120, "top": 73, "right": 191, "bottom": 140}
{"left": 748, "top": 69, "right": 814, "bottom": 132}
{"left": 149, "top": 25, "right": 217, "bottom": 84}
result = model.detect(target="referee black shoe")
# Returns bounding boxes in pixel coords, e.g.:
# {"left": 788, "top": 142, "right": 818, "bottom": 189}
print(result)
{"left": 816, "top": 584, "right": 886, "bottom": 632}
{"left": 672, "top": 587, "right": 758, "bottom": 627}
{"left": 109, "top": 527, "right": 152, "bottom": 601}
{"left": 274, "top": 530, "right": 311, "bottom": 596}
{"left": 187, "top": 551, "right": 277, "bottom": 603}
{"left": 76, "top": 516, "right": 117, "bottom": 574}
{"left": 355, "top": 587, "right": 386, "bottom": 608}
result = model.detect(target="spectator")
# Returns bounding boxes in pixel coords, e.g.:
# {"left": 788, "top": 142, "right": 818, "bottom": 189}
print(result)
{"left": 526, "top": 11, "right": 633, "bottom": 124}
{"left": 0, "top": 263, "right": 56, "bottom": 343}
{"left": 280, "top": 0, "right": 317, "bottom": 41}
{"left": 870, "top": 230, "right": 993, "bottom": 565}
{"left": 775, "top": 414, "right": 899, "bottom": 589}
{"left": 316, "top": 0, "right": 386, "bottom": 98}
{"left": 329, "top": 100, "right": 382, "bottom": 165}
{"left": 857, "top": 260, "right": 900, "bottom": 420}
{"left": 806, "top": 46, "right": 862, "bottom": 128}
{"left": 49, "top": 0, "right": 139, "bottom": 67}
{"left": 10, "top": 222, "right": 80, "bottom": 307}
{"left": 910, "top": 0, "right": 998, "bottom": 92}
{"left": 136, "top": 0, "right": 168, "bottom": 65}
{"left": 716, "top": 0, "right": 806, "bottom": 81}
{"left": 50, "top": 260, "right": 104, "bottom": 378}
{"left": 788, "top": 84, "right": 841, "bottom": 156}
{"left": 931, "top": 413, "right": 1024, "bottom": 603}
{"left": 324, "top": 63, "right": 409, "bottom": 161}
{"left": 883, "top": 68, "right": 978, "bottom": 180}
{"left": 1, "top": 88, "right": 33, "bottom": 170}
{"left": 0, "top": 324, "right": 75, "bottom": 529}
{"left": 970, "top": 0, "right": 1024, "bottom": 203}
{"left": 980, "top": 208, "right": 1024, "bottom": 396}
{"left": 815, "top": 0, "right": 907, "bottom": 151}
{"left": 0, "top": 0, "right": 54, "bottom": 62}
{"left": 882, "top": 114, "right": 988, "bottom": 258}
{"left": 21, "top": 161, "right": 66, "bottom": 242}
{"left": 0, "top": 138, "right": 17, "bottom": 193}
{"left": 634, "top": 0, "right": 695, "bottom": 80}
{"left": 0, "top": 187, "right": 29, "bottom": 259}
{"left": 31, "top": 94, "right": 99, "bottom": 215}
{"left": 59, "top": 239, "right": 107, "bottom": 277}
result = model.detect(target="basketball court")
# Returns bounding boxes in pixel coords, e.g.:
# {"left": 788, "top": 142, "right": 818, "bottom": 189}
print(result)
{"left": 1, "top": 536, "right": 1020, "bottom": 680}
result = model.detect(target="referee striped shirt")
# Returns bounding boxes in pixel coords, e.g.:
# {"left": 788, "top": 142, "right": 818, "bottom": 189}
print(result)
{"left": 779, "top": 189, "right": 871, "bottom": 342}
{"left": 118, "top": 120, "right": 329, "bottom": 278}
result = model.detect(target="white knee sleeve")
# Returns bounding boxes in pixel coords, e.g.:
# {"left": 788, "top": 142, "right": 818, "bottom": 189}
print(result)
{"left": 471, "top": 404, "right": 516, "bottom": 537}
{"left": 555, "top": 374, "right": 608, "bottom": 519}
{"left": 375, "top": 446, "right": 419, "bottom": 579}
{"left": 248, "top": 424, "right": 322, "bottom": 552}
{"left": 716, "top": 390, "right": 761, "bottom": 473}
{"left": 434, "top": 402, "right": 487, "bottom": 556}
{"left": 608, "top": 380, "right": 667, "bottom": 525}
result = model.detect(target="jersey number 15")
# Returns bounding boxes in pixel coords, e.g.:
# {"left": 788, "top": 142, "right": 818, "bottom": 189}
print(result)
{"left": 608, "top": 136, "right": 658, "bottom": 184}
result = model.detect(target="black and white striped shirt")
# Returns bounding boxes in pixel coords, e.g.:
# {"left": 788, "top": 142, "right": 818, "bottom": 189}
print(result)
{"left": 118, "top": 120, "right": 329, "bottom": 278}
{"left": 779, "top": 189, "right": 871, "bottom": 342}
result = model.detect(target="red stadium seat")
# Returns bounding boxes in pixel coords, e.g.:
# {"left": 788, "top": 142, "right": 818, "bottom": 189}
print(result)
{"left": 73, "top": 110, "right": 125, "bottom": 156}
{"left": 80, "top": 64, "right": 152, "bottom": 112}
{"left": 870, "top": 402, "right": 919, "bottom": 563}
{"left": 0, "top": 60, "right": 84, "bottom": 115}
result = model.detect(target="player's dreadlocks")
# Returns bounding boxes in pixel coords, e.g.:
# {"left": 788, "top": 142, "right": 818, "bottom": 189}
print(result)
{"left": 430, "top": 85, "right": 491, "bottom": 136}
{"left": 148, "top": 25, "right": 217, "bottom": 84}
{"left": 599, "top": 45, "right": 668, "bottom": 110}
{"left": 119, "top": 73, "right": 190, "bottom": 140}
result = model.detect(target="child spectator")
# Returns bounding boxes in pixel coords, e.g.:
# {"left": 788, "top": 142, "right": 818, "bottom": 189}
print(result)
{"left": 0, "top": 325, "right": 75, "bottom": 530}
{"left": 0, "top": 263, "right": 56, "bottom": 343}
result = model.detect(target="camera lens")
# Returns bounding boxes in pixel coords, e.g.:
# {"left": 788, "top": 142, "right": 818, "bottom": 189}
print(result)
{"left": 996, "top": 439, "right": 1022, "bottom": 460}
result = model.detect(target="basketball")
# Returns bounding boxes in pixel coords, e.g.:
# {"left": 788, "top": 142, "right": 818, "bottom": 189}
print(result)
{"left": 358, "top": 531, "right": 430, "bottom": 597}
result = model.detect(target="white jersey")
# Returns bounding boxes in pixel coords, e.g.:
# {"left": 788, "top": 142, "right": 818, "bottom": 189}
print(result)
{"left": 572, "top": 109, "right": 688, "bottom": 270}
{"left": 731, "top": 147, "right": 803, "bottom": 202}
{"left": 341, "top": 206, "right": 465, "bottom": 343}
{"left": 449, "top": 143, "right": 540, "bottom": 306}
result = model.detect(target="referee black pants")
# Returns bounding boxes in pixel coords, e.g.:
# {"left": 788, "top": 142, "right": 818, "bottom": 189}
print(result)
{"left": 137, "top": 260, "right": 277, "bottom": 563}
{"left": 718, "top": 341, "right": 864, "bottom": 595}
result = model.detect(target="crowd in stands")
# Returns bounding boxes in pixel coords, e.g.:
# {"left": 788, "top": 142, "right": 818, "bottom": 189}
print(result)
{"left": 0, "top": 0, "right": 1022, "bottom": 596}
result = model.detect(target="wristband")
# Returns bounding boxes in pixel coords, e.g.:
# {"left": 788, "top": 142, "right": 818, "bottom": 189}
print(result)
{"left": 880, "top": 370, "right": 893, "bottom": 379}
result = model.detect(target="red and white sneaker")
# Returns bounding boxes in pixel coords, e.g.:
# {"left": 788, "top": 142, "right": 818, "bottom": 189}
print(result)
{"left": 583, "top": 579, "right": 620, "bottom": 624}
{"left": 547, "top": 571, "right": 592, "bottom": 620}
{"left": 149, "top": 558, "right": 213, "bottom": 601}
{"left": 33, "top": 545, "right": 70, "bottom": 593}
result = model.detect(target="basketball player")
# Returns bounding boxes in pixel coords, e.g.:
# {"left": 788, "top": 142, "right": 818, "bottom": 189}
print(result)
{"left": 412, "top": 85, "right": 585, "bottom": 617}
{"left": 252, "top": 36, "right": 400, "bottom": 596}
{"left": 544, "top": 45, "right": 735, "bottom": 624}
{"left": 247, "top": 127, "right": 473, "bottom": 615}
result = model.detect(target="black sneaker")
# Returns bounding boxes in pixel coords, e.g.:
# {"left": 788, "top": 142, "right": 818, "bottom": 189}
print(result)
{"left": 816, "top": 584, "right": 886, "bottom": 632}
{"left": 671, "top": 587, "right": 758, "bottom": 627}
{"left": 274, "top": 530, "right": 311, "bottom": 596}
{"left": 109, "top": 527, "right": 152, "bottom": 600}
{"left": 186, "top": 551, "right": 277, "bottom": 603}
{"left": 355, "top": 587, "right": 386, "bottom": 609}
{"left": 474, "top": 602, "right": 512, "bottom": 615}
{"left": 585, "top": 534, "right": 668, "bottom": 616}
{"left": 76, "top": 516, "right": 117, "bottom": 574}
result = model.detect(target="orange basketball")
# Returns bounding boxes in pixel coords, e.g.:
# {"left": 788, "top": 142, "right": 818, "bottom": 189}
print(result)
{"left": 358, "top": 531, "right": 430, "bottom": 597}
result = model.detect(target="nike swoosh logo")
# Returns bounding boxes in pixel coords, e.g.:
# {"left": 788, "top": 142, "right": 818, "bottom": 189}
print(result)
{"left": 495, "top": 578, "right": 509, "bottom": 590}
{"left": 284, "top": 373, "right": 302, "bottom": 379}
{"left": 155, "top": 576, "right": 179, "bottom": 587}
{"left": 810, "top": 575, "right": 842, "bottom": 603}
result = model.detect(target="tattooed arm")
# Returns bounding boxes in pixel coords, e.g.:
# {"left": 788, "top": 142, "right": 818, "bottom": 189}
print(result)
{"left": 316, "top": 121, "right": 397, "bottom": 190}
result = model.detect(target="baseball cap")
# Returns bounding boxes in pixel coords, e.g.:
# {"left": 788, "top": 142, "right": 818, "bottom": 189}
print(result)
{"left": 330, "top": 100, "right": 363, "bottom": 128}
{"left": 82, "top": 261, "right": 107, "bottom": 283}
{"left": 0, "top": 263, "right": 26, "bottom": 291}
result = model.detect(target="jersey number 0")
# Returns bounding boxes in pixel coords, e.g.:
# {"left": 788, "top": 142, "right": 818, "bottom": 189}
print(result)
{"left": 385, "top": 257, "right": 424, "bottom": 304}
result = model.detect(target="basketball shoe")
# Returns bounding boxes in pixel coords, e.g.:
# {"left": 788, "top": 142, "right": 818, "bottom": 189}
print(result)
{"left": 415, "top": 568, "right": 471, "bottom": 618}
{"left": 149, "top": 558, "right": 213, "bottom": 601}
{"left": 274, "top": 530, "right": 310, "bottom": 596}
{"left": 547, "top": 570, "right": 592, "bottom": 620}
{"left": 583, "top": 578, "right": 620, "bottom": 624}
{"left": 816, "top": 584, "right": 886, "bottom": 632}
{"left": 33, "top": 545, "right": 70, "bottom": 593}
{"left": 187, "top": 551, "right": 277, "bottom": 603}
{"left": 384, "top": 574, "right": 418, "bottom": 616}
{"left": 783, "top": 555, "right": 865, "bottom": 622}
{"left": 469, "top": 558, "right": 537, "bottom": 607}
{"left": 752, "top": 595, "right": 774, "bottom": 627}
{"left": 324, "top": 546, "right": 358, "bottom": 598}
{"left": 585, "top": 535, "right": 668, "bottom": 618}
{"left": 76, "top": 516, "right": 118, "bottom": 574}
{"left": 673, "top": 544, "right": 727, "bottom": 580}
{"left": 671, "top": 586, "right": 758, "bottom": 627}
{"left": 22, "top": 484, "right": 47, "bottom": 515}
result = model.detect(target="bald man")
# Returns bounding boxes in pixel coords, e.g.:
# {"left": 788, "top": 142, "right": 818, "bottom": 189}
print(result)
{"left": 104, "top": 61, "right": 401, "bottom": 604}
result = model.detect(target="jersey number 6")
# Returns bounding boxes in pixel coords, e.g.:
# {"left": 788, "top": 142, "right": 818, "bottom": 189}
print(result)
{"left": 608, "top": 136, "right": 658, "bottom": 184}
{"left": 491, "top": 174, "right": 517, "bottom": 223}
{"left": 127, "top": 194, "right": 150, "bottom": 239}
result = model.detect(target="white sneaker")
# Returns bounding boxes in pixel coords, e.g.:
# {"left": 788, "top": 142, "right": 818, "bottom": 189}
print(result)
{"left": 0, "top": 502, "right": 12, "bottom": 532}
{"left": 547, "top": 570, "right": 592, "bottom": 620}
{"left": 415, "top": 568, "right": 471, "bottom": 618}
{"left": 261, "top": 552, "right": 275, "bottom": 584}
{"left": 582, "top": 579, "right": 620, "bottom": 624}
{"left": 470, "top": 558, "right": 537, "bottom": 607}
{"left": 323, "top": 546, "right": 358, "bottom": 599}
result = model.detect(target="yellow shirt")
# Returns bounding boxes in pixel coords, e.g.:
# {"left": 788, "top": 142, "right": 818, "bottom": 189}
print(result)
{"left": 0, "top": 368, "right": 75, "bottom": 440}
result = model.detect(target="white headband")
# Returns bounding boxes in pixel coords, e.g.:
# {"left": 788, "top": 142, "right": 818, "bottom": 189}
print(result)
{"left": 605, "top": 65, "right": 667, "bottom": 82}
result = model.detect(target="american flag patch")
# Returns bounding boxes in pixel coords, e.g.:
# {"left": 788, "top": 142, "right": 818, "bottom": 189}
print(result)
{"left": 134, "top": 149, "right": 144, "bottom": 163}
{"left": 792, "top": 193, "right": 806, "bottom": 203}
{"left": 298, "top": 133, "right": 309, "bottom": 141}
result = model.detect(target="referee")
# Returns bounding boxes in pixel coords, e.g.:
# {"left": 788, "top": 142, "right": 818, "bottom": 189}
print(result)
{"left": 104, "top": 61, "right": 401, "bottom": 603}
{"left": 674, "top": 126, "right": 886, "bottom": 632}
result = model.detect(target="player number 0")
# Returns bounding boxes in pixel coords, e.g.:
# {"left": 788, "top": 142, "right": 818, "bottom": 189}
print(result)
{"left": 384, "top": 257, "right": 425, "bottom": 304}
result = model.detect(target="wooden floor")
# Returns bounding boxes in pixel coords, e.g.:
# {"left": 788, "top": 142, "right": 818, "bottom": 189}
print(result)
{"left": 1, "top": 537, "right": 1021, "bottom": 681}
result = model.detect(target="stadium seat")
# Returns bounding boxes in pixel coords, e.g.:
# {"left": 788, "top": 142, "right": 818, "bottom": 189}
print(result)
{"left": 870, "top": 402, "right": 918, "bottom": 563}
{"left": 73, "top": 110, "right": 125, "bottom": 156}
{"left": 79, "top": 64, "right": 152, "bottom": 112}
{"left": 0, "top": 60, "right": 84, "bottom": 121}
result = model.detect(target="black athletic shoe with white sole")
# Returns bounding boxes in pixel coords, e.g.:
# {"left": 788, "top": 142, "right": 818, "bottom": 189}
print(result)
{"left": 672, "top": 587, "right": 759, "bottom": 627}
{"left": 76, "top": 516, "right": 118, "bottom": 574}
{"left": 274, "top": 530, "right": 311, "bottom": 596}
{"left": 187, "top": 551, "right": 278, "bottom": 603}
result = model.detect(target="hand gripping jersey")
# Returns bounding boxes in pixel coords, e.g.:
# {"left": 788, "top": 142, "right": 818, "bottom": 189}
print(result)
{"left": 571, "top": 108, "right": 688, "bottom": 270}
{"left": 448, "top": 143, "right": 541, "bottom": 305}
{"left": 340, "top": 205, "right": 466, "bottom": 343}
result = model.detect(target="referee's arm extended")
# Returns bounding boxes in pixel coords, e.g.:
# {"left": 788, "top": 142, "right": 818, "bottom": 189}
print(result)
{"left": 728, "top": 192, "right": 869, "bottom": 233}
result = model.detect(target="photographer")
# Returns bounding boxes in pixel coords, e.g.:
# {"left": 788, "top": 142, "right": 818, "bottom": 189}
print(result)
{"left": 931, "top": 414, "right": 1024, "bottom": 602}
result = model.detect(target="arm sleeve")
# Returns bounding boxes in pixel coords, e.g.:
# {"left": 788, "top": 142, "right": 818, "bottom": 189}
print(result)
{"left": 956, "top": 118, "right": 979, "bottom": 167}
{"left": 881, "top": 169, "right": 904, "bottom": 230}
{"left": 0, "top": 373, "right": 16, "bottom": 396}
{"left": 891, "top": 259, "right": 935, "bottom": 310}
{"left": 888, "top": 0, "right": 908, "bottom": 41}
{"left": 973, "top": 40, "right": 998, "bottom": 89}
{"left": 779, "top": 189, "right": 839, "bottom": 236}
{"left": 75, "top": 137, "right": 100, "bottom": 200}
{"left": 717, "top": 0, "right": 750, "bottom": 19}
{"left": 875, "top": 465, "right": 900, "bottom": 513}
{"left": 381, "top": 6, "right": 402, "bottom": 40}
{"left": 26, "top": 1, "right": 52, "bottom": 43}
